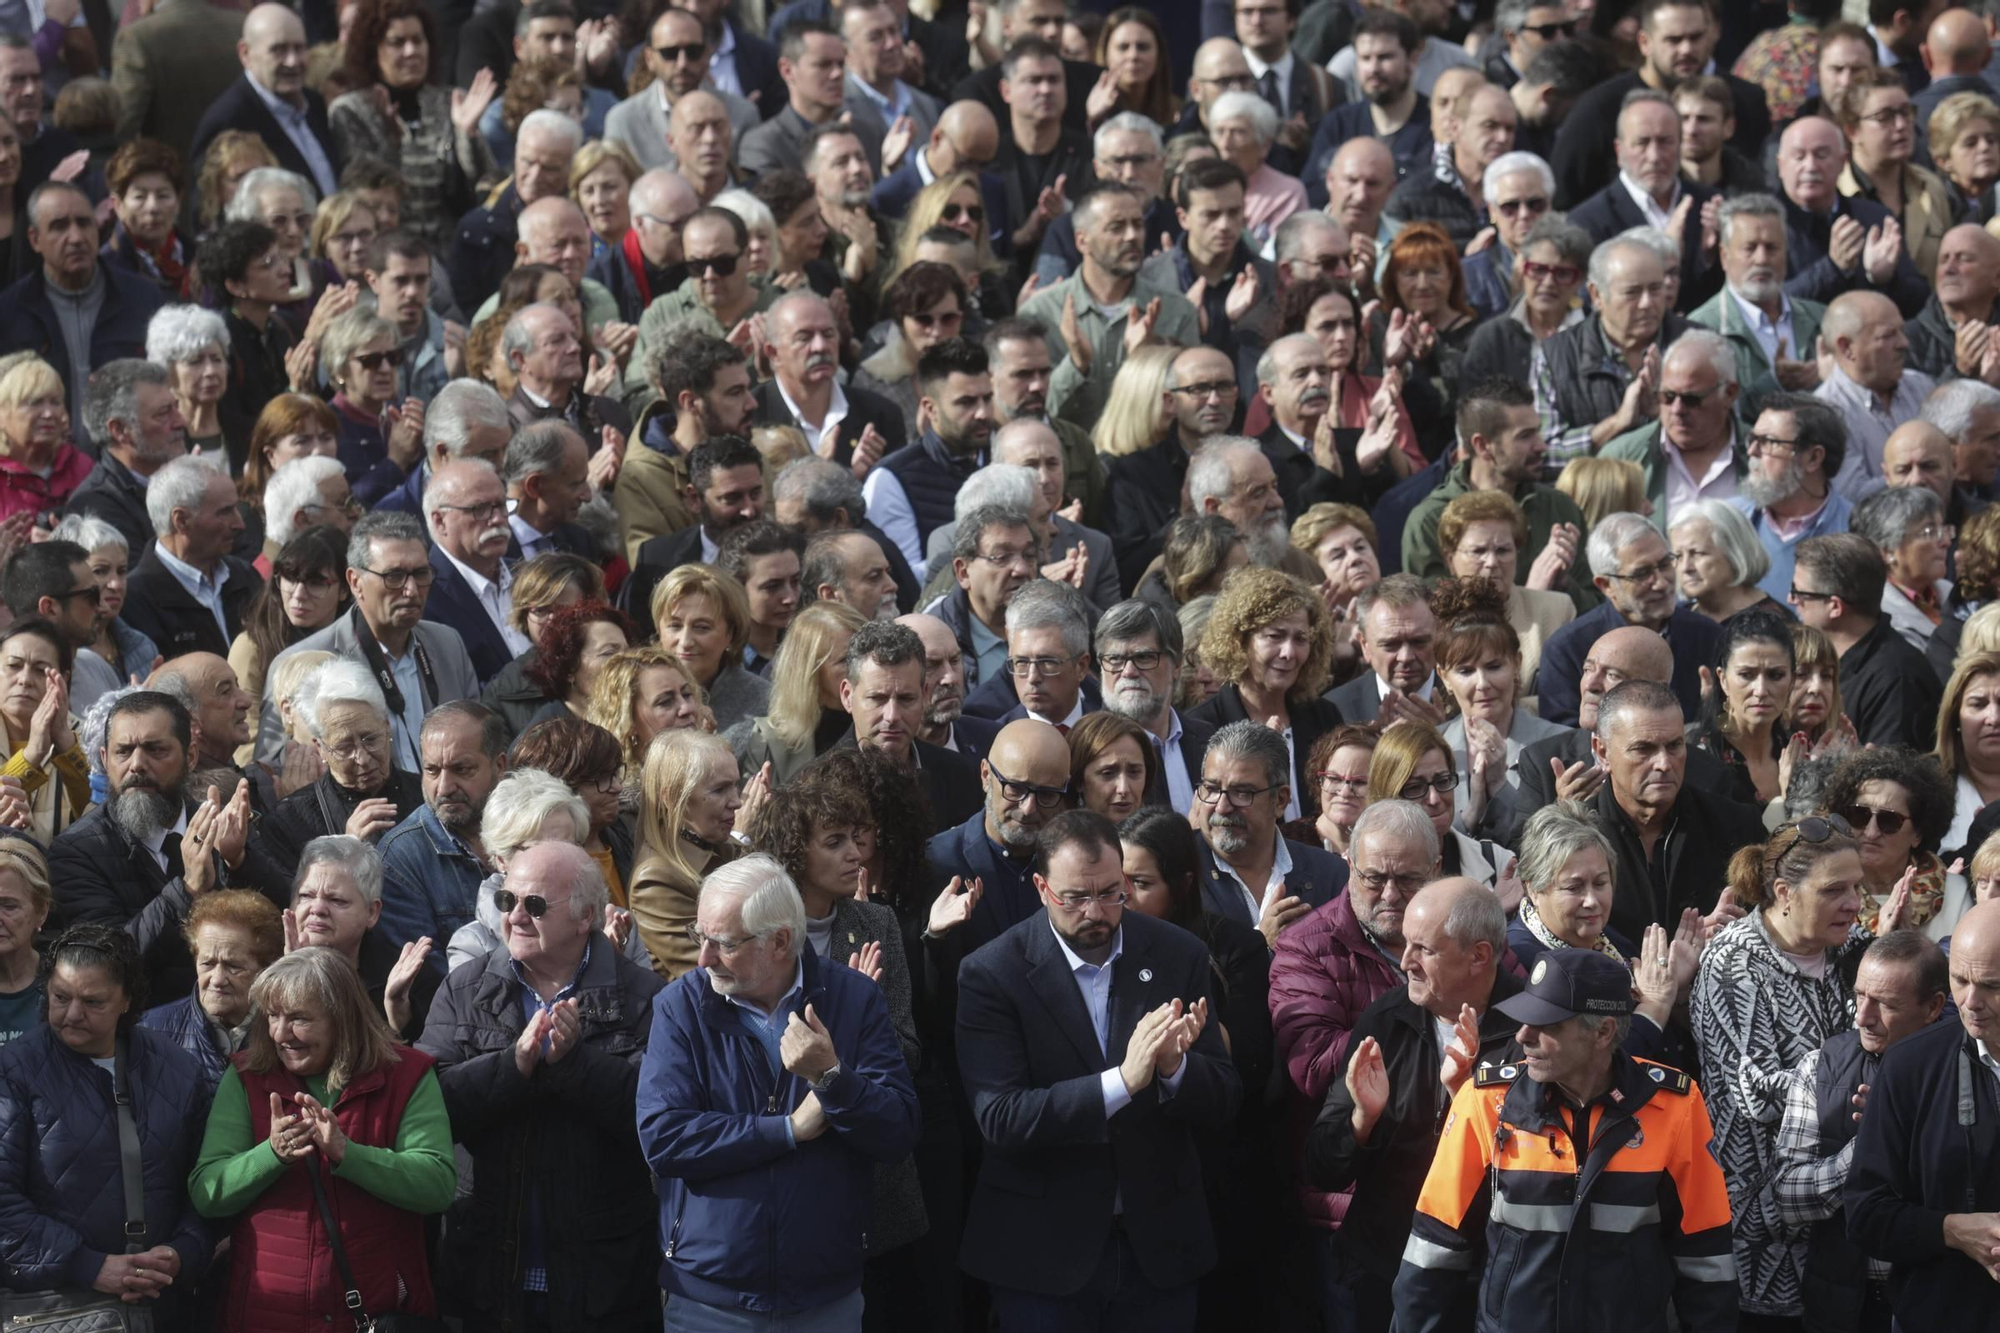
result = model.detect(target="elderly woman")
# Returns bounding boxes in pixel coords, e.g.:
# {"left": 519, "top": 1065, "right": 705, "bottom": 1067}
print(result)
{"left": 138, "top": 889, "right": 284, "bottom": 1088}
{"left": 510, "top": 716, "right": 638, "bottom": 910}
{"left": 1368, "top": 719, "right": 1516, "bottom": 890}
{"left": 1208, "top": 90, "right": 1306, "bottom": 249}
{"left": 629, "top": 729, "right": 757, "bottom": 978}
{"left": 306, "top": 190, "right": 378, "bottom": 288}
{"left": 587, "top": 644, "right": 708, "bottom": 774}
{"left": 0, "top": 354, "right": 88, "bottom": 522}
{"left": 1936, "top": 651, "right": 2000, "bottom": 860}
{"left": 1285, "top": 724, "right": 1377, "bottom": 853}
{"left": 51, "top": 515, "right": 158, "bottom": 685}
{"left": 148, "top": 304, "right": 247, "bottom": 473}
{"left": 1437, "top": 490, "right": 1575, "bottom": 694}
{"left": 0, "top": 925, "right": 212, "bottom": 1328}
{"left": 1137, "top": 513, "right": 1248, "bottom": 611}
{"left": 189, "top": 943, "right": 454, "bottom": 1328}
{"left": 1291, "top": 502, "right": 1381, "bottom": 624}
{"left": 0, "top": 620, "right": 88, "bottom": 844}
{"left": 259, "top": 456, "right": 356, "bottom": 571}
{"left": 1689, "top": 610, "right": 1797, "bottom": 807}
{"left": 328, "top": 0, "right": 497, "bottom": 250}
{"left": 519, "top": 600, "right": 633, "bottom": 730}
{"left": 322, "top": 307, "right": 425, "bottom": 505}
{"left": 102, "top": 137, "right": 191, "bottom": 296}
{"left": 1692, "top": 813, "right": 1905, "bottom": 1324}
{"left": 1836, "top": 70, "right": 1953, "bottom": 279}
{"left": 1929, "top": 90, "right": 2000, "bottom": 221}
{"left": 225, "top": 167, "right": 321, "bottom": 309}
{"left": 1670, "top": 498, "right": 1790, "bottom": 624}
{"left": 1067, "top": 710, "right": 1158, "bottom": 825}
{"left": 1431, "top": 579, "right": 1572, "bottom": 835}
{"left": 652, "top": 563, "right": 771, "bottom": 732}
{"left": 1187, "top": 566, "right": 1342, "bottom": 819}
{"left": 1460, "top": 214, "right": 1591, "bottom": 390}
{"left": 285, "top": 834, "right": 442, "bottom": 1038}
{"left": 0, "top": 837, "right": 43, "bottom": 1048}
{"left": 713, "top": 188, "right": 782, "bottom": 282}
{"left": 853, "top": 262, "right": 969, "bottom": 438}
{"left": 415, "top": 838, "right": 663, "bottom": 1332}
{"left": 230, "top": 528, "right": 351, "bottom": 764}
{"left": 571, "top": 139, "right": 641, "bottom": 255}
{"left": 1852, "top": 484, "right": 1953, "bottom": 651}
{"left": 1823, "top": 746, "right": 1963, "bottom": 937}
{"left": 479, "top": 552, "right": 606, "bottom": 737}
{"left": 1176, "top": 594, "right": 1222, "bottom": 709}
{"left": 1372, "top": 222, "right": 1478, "bottom": 456}
{"left": 252, "top": 660, "right": 425, "bottom": 880}
{"left": 202, "top": 222, "right": 310, "bottom": 447}
{"left": 724, "top": 600, "right": 865, "bottom": 785}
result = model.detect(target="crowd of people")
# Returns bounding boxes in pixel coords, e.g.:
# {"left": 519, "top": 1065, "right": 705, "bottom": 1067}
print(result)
{"left": 0, "top": 0, "right": 1999, "bottom": 1328}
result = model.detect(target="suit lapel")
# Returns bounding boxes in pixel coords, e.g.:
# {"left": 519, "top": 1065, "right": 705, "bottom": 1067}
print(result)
{"left": 1022, "top": 922, "right": 1112, "bottom": 1068}
{"left": 1107, "top": 934, "right": 1155, "bottom": 1061}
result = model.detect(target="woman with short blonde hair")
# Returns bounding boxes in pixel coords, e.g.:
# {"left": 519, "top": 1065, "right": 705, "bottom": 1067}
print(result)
{"left": 1554, "top": 455, "right": 1649, "bottom": 528}
{"left": 569, "top": 138, "right": 642, "bottom": 251}
{"left": 724, "top": 601, "right": 865, "bottom": 784}
{"left": 650, "top": 564, "right": 769, "bottom": 731}
{"left": 0, "top": 353, "right": 88, "bottom": 521}
{"left": 1096, "top": 344, "right": 1178, "bottom": 458}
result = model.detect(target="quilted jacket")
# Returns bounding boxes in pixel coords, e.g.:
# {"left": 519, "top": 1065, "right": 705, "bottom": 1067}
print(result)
{"left": 137, "top": 994, "right": 233, "bottom": 1091}
{"left": 0, "top": 1026, "right": 213, "bottom": 1322}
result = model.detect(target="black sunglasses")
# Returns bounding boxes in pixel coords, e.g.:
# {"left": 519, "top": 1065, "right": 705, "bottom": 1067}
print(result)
{"left": 1836, "top": 804, "right": 1908, "bottom": 837}
{"left": 943, "top": 202, "right": 984, "bottom": 224}
{"left": 689, "top": 252, "right": 740, "bottom": 277}
{"left": 1520, "top": 19, "right": 1577, "bottom": 37}
{"left": 1772, "top": 812, "right": 1854, "bottom": 863}
{"left": 494, "top": 889, "right": 568, "bottom": 918}
{"left": 354, "top": 348, "right": 404, "bottom": 370}
{"left": 654, "top": 41, "right": 706, "bottom": 60}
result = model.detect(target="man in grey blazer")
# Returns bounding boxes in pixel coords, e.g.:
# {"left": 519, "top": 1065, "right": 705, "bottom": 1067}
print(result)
{"left": 255, "top": 512, "right": 480, "bottom": 772}
{"left": 840, "top": 0, "right": 940, "bottom": 153}
{"left": 741, "top": 20, "right": 885, "bottom": 176}
{"left": 603, "top": 5, "right": 760, "bottom": 171}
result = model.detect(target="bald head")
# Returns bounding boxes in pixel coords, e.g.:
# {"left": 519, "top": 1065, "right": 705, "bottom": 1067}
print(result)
{"left": 1402, "top": 876, "right": 1506, "bottom": 1017}
{"left": 1577, "top": 625, "right": 1675, "bottom": 731}
{"left": 1926, "top": 6, "right": 1992, "bottom": 73}
{"left": 240, "top": 3, "right": 308, "bottom": 101}
{"left": 1430, "top": 67, "right": 1487, "bottom": 135}
{"left": 935, "top": 100, "right": 1000, "bottom": 170}
{"left": 631, "top": 169, "right": 698, "bottom": 223}
{"left": 1883, "top": 420, "right": 1955, "bottom": 503}
{"left": 1778, "top": 116, "right": 1848, "bottom": 211}
{"left": 1192, "top": 37, "right": 1251, "bottom": 82}
{"left": 243, "top": 2, "right": 302, "bottom": 47}
{"left": 1326, "top": 136, "right": 1396, "bottom": 233}
{"left": 151, "top": 651, "right": 250, "bottom": 761}
{"left": 983, "top": 718, "right": 1073, "bottom": 853}
{"left": 1825, "top": 290, "right": 1906, "bottom": 392}
{"left": 516, "top": 196, "right": 591, "bottom": 288}
{"left": 1950, "top": 899, "right": 2000, "bottom": 1044}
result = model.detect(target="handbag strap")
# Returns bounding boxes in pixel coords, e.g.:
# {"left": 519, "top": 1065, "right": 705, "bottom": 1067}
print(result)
{"left": 304, "top": 1159, "right": 372, "bottom": 1332}
{"left": 111, "top": 1042, "right": 146, "bottom": 1256}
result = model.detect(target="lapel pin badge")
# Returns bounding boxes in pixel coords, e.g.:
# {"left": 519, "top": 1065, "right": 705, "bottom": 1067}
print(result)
{"left": 1139, "top": 968, "right": 1153, "bottom": 982}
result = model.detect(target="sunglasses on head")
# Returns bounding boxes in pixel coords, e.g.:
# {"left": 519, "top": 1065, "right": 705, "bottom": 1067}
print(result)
{"left": 1836, "top": 804, "right": 1909, "bottom": 837}
{"left": 494, "top": 889, "right": 569, "bottom": 918}
{"left": 354, "top": 348, "right": 404, "bottom": 371}
{"left": 1772, "top": 812, "right": 1854, "bottom": 862}
{"left": 689, "top": 252, "right": 740, "bottom": 277}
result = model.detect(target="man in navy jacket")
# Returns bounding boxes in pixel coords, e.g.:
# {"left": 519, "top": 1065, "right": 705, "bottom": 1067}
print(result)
{"left": 421, "top": 459, "right": 524, "bottom": 687}
{"left": 637, "top": 853, "right": 919, "bottom": 1323}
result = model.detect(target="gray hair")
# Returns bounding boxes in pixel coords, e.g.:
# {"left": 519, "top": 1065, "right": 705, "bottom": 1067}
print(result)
{"left": 1441, "top": 882, "right": 1508, "bottom": 954}
{"left": 318, "top": 306, "right": 395, "bottom": 383}
{"left": 1784, "top": 752, "right": 1840, "bottom": 820}
{"left": 51, "top": 513, "right": 127, "bottom": 556}
{"left": 1665, "top": 328, "right": 1736, "bottom": 386}
{"left": 146, "top": 670, "right": 198, "bottom": 719}
{"left": 503, "top": 418, "right": 582, "bottom": 489}
{"left": 1481, "top": 151, "right": 1554, "bottom": 209}
{"left": 1717, "top": 192, "right": 1785, "bottom": 249}
{"left": 1349, "top": 797, "right": 1441, "bottom": 866}
{"left": 1587, "top": 235, "right": 1663, "bottom": 290}
{"left": 1208, "top": 90, "right": 1279, "bottom": 145}
{"left": 1586, "top": 511, "right": 1662, "bottom": 578}
{"left": 773, "top": 456, "right": 866, "bottom": 525}
{"left": 1205, "top": 718, "right": 1291, "bottom": 789}
{"left": 1256, "top": 333, "right": 1321, "bottom": 390}
{"left": 1514, "top": 799, "right": 1616, "bottom": 900}
{"left": 1615, "top": 224, "right": 1677, "bottom": 268}
{"left": 1521, "top": 213, "right": 1592, "bottom": 266}
{"left": 1003, "top": 578, "right": 1089, "bottom": 656}
{"left": 700, "top": 852, "right": 807, "bottom": 954}
{"left": 952, "top": 503, "right": 1034, "bottom": 562}
{"left": 424, "top": 379, "right": 511, "bottom": 457}
{"left": 263, "top": 455, "right": 347, "bottom": 547}
{"left": 145, "top": 455, "right": 223, "bottom": 538}
{"left": 295, "top": 834, "right": 384, "bottom": 906}
{"left": 517, "top": 107, "right": 585, "bottom": 154}
{"left": 1594, "top": 678, "right": 1681, "bottom": 742}
{"left": 1186, "top": 437, "right": 1263, "bottom": 510}
{"left": 955, "top": 463, "right": 1039, "bottom": 521}
{"left": 712, "top": 187, "right": 777, "bottom": 239}
{"left": 1093, "top": 110, "right": 1164, "bottom": 159}
{"left": 501, "top": 303, "right": 562, "bottom": 373}
{"left": 1274, "top": 210, "right": 1343, "bottom": 266}
{"left": 1093, "top": 598, "right": 1183, "bottom": 661}
{"left": 81, "top": 359, "right": 170, "bottom": 444}
{"left": 1354, "top": 571, "right": 1429, "bottom": 622}
{"left": 145, "top": 304, "right": 229, "bottom": 366}
{"left": 1667, "top": 498, "right": 1770, "bottom": 586}
{"left": 226, "top": 166, "right": 316, "bottom": 222}
{"left": 1495, "top": 0, "right": 1533, "bottom": 34}
{"left": 1852, "top": 484, "right": 1944, "bottom": 555}
{"left": 420, "top": 700, "right": 509, "bottom": 760}
{"left": 1922, "top": 377, "right": 2000, "bottom": 441}
{"left": 300, "top": 659, "right": 390, "bottom": 736}
{"left": 480, "top": 767, "right": 590, "bottom": 861}
{"left": 346, "top": 509, "right": 425, "bottom": 570}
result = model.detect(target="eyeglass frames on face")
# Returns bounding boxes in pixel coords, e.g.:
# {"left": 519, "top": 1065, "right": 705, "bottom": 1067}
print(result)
{"left": 1052, "top": 886, "right": 1129, "bottom": 912}
{"left": 356, "top": 563, "right": 435, "bottom": 591}
{"left": 685, "top": 923, "right": 758, "bottom": 953}
{"left": 495, "top": 889, "right": 574, "bottom": 919}
{"left": 942, "top": 202, "right": 984, "bottom": 224}
{"left": 987, "top": 760, "right": 1066, "bottom": 809}
{"left": 1172, "top": 381, "right": 1239, "bottom": 401}
{"left": 688, "top": 252, "right": 741, "bottom": 277}
{"left": 1788, "top": 586, "right": 1834, "bottom": 603}
{"left": 1006, "top": 654, "right": 1081, "bottom": 678}
{"left": 1354, "top": 869, "right": 1428, "bottom": 895}
{"left": 1519, "top": 19, "right": 1577, "bottom": 37}
{"left": 653, "top": 41, "right": 706, "bottom": 60}
{"left": 1521, "top": 260, "right": 1580, "bottom": 283}
{"left": 1316, "top": 771, "right": 1370, "bottom": 795}
{"left": 1494, "top": 196, "right": 1549, "bottom": 216}
{"left": 1397, "top": 771, "right": 1457, "bottom": 801}
{"left": 1605, "top": 557, "right": 1677, "bottom": 585}
{"left": 1195, "top": 780, "right": 1279, "bottom": 808}
{"left": 1099, "top": 650, "right": 1166, "bottom": 672}
{"left": 1659, "top": 386, "right": 1717, "bottom": 409}
{"left": 353, "top": 349, "right": 404, "bottom": 371}
{"left": 1747, "top": 433, "right": 1800, "bottom": 456}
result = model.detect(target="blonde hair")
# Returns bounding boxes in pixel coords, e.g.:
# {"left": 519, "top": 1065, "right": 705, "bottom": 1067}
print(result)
{"left": 1790, "top": 622, "right": 1846, "bottom": 746}
{"left": 1929, "top": 90, "right": 2000, "bottom": 169}
{"left": 889, "top": 171, "right": 1001, "bottom": 282}
{"left": 243, "top": 948, "right": 399, "bottom": 1095}
{"left": 0, "top": 841, "right": 50, "bottom": 916}
{"left": 1199, "top": 566, "right": 1334, "bottom": 701}
{"left": 751, "top": 424, "right": 810, "bottom": 471}
{"left": 1961, "top": 602, "right": 2000, "bottom": 657}
{"left": 1555, "top": 456, "right": 1648, "bottom": 528}
{"left": 508, "top": 552, "right": 606, "bottom": 636}
{"left": 651, "top": 564, "right": 752, "bottom": 653}
{"left": 765, "top": 601, "right": 866, "bottom": 748}
{"left": 1096, "top": 345, "right": 1176, "bottom": 458}
{"left": 1935, "top": 650, "right": 2000, "bottom": 777}
{"left": 637, "top": 728, "right": 735, "bottom": 885}
{"left": 308, "top": 190, "right": 375, "bottom": 261}
{"left": 569, "top": 139, "right": 642, "bottom": 199}
{"left": 1291, "top": 502, "right": 1379, "bottom": 554}
{"left": 588, "top": 645, "right": 704, "bottom": 769}
{"left": 1367, "top": 719, "right": 1452, "bottom": 802}
{"left": 0, "top": 353, "right": 61, "bottom": 411}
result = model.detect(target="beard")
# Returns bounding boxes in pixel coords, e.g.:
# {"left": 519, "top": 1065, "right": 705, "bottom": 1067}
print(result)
{"left": 111, "top": 785, "right": 184, "bottom": 844}
{"left": 1207, "top": 811, "right": 1251, "bottom": 855}
{"left": 1244, "top": 514, "right": 1291, "bottom": 568}
{"left": 1104, "top": 677, "right": 1164, "bottom": 726}
{"left": 925, "top": 691, "right": 963, "bottom": 729}
{"left": 1733, "top": 273, "right": 1781, "bottom": 306}
{"left": 1741, "top": 454, "right": 1805, "bottom": 509}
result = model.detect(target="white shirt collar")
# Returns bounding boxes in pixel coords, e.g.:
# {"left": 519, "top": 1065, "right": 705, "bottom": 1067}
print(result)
{"left": 1728, "top": 282, "right": 1792, "bottom": 331}
{"left": 1049, "top": 918, "right": 1123, "bottom": 973}
{"left": 1374, "top": 671, "right": 1433, "bottom": 703}
{"left": 1027, "top": 694, "right": 1086, "bottom": 729}
{"left": 915, "top": 146, "right": 938, "bottom": 187}
{"left": 1213, "top": 831, "right": 1294, "bottom": 920}
{"left": 441, "top": 545, "right": 508, "bottom": 600}
{"left": 1244, "top": 47, "right": 1293, "bottom": 81}
{"left": 519, "top": 383, "right": 553, "bottom": 409}
{"left": 1618, "top": 170, "right": 1680, "bottom": 230}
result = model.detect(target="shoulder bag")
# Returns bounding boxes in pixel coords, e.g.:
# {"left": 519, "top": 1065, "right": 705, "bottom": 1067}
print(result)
{"left": 304, "top": 1158, "right": 446, "bottom": 1333}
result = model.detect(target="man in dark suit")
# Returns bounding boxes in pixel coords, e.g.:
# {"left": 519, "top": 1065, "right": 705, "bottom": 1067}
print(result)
{"left": 949, "top": 0, "right": 1103, "bottom": 136}
{"left": 1236, "top": 0, "right": 1345, "bottom": 175}
{"left": 840, "top": 621, "right": 984, "bottom": 828}
{"left": 980, "top": 578, "right": 1099, "bottom": 730}
{"left": 1567, "top": 89, "right": 1720, "bottom": 312}
{"left": 110, "top": 0, "right": 245, "bottom": 165}
{"left": 121, "top": 458, "right": 262, "bottom": 662}
{"left": 923, "top": 717, "right": 1073, "bottom": 961}
{"left": 751, "top": 292, "right": 908, "bottom": 466}
{"left": 988, "top": 39, "right": 1090, "bottom": 265}
{"left": 901, "top": 611, "right": 1003, "bottom": 760}
{"left": 65, "top": 360, "right": 186, "bottom": 554}
{"left": 1255, "top": 333, "right": 1337, "bottom": 519}
{"left": 447, "top": 111, "right": 582, "bottom": 314}
{"left": 955, "top": 808, "right": 1242, "bottom": 1330}
{"left": 187, "top": 2, "right": 343, "bottom": 201}
{"left": 1093, "top": 600, "right": 1215, "bottom": 811}
{"left": 421, "top": 459, "right": 527, "bottom": 688}
{"left": 871, "top": 99, "right": 1006, "bottom": 223}
{"left": 1777, "top": 116, "right": 1930, "bottom": 318}
{"left": 1323, "top": 574, "right": 1441, "bottom": 726}
{"left": 622, "top": 435, "right": 769, "bottom": 620}
{"left": 501, "top": 420, "right": 599, "bottom": 564}
{"left": 500, "top": 297, "right": 631, "bottom": 444}
{"left": 1193, "top": 720, "right": 1348, "bottom": 939}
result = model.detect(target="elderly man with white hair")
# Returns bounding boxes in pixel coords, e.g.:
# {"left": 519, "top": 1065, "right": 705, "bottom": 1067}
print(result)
{"left": 1208, "top": 89, "right": 1308, "bottom": 252}
{"left": 501, "top": 302, "right": 633, "bottom": 443}
{"left": 1187, "top": 437, "right": 1325, "bottom": 584}
{"left": 1461, "top": 149, "right": 1554, "bottom": 318}
{"left": 1602, "top": 328, "right": 1748, "bottom": 527}
{"left": 637, "top": 852, "right": 919, "bottom": 1326}
{"left": 1688, "top": 193, "right": 1826, "bottom": 421}
{"left": 375, "top": 378, "right": 513, "bottom": 518}
{"left": 448, "top": 107, "right": 584, "bottom": 312}
{"left": 470, "top": 196, "right": 628, "bottom": 345}
{"left": 120, "top": 454, "right": 257, "bottom": 661}
{"left": 260, "top": 456, "right": 355, "bottom": 565}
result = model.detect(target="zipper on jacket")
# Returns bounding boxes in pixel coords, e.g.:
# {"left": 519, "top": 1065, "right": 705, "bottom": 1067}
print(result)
{"left": 664, "top": 1216, "right": 682, "bottom": 1260}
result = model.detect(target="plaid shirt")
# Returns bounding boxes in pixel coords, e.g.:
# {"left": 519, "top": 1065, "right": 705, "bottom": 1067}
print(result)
{"left": 1530, "top": 321, "right": 1637, "bottom": 467}
{"left": 1769, "top": 1046, "right": 1890, "bottom": 1282}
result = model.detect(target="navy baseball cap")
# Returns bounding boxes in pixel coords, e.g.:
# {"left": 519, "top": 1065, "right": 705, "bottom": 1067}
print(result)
{"left": 1496, "top": 950, "right": 1635, "bottom": 1026}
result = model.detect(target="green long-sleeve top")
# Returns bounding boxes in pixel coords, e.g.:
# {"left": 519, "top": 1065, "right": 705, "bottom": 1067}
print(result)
{"left": 187, "top": 1065, "right": 457, "bottom": 1218}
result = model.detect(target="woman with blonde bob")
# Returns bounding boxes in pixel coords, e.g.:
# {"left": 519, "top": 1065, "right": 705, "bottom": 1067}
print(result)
{"left": 1930, "top": 90, "right": 2000, "bottom": 221}
{"left": 588, "top": 645, "right": 709, "bottom": 773}
{"left": 1096, "top": 344, "right": 1177, "bottom": 458}
{"left": 1367, "top": 718, "right": 1516, "bottom": 891}
{"left": 1187, "top": 566, "right": 1341, "bottom": 818}
{"left": 1554, "top": 456, "right": 1650, "bottom": 528}
{"left": 569, "top": 139, "right": 642, "bottom": 254}
{"left": 629, "top": 729, "right": 766, "bottom": 979}
{"left": 650, "top": 563, "right": 770, "bottom": 731}
{"left": 724, "top": 600, "right": 866, "bottom": 784}
{"left": 1436, "top": 489, "right": 1575, "bottom": 694}
{"left": 0, "top": 353, "right": 88, "bottom": 522}
{"left": 1932, "top": 650, "right": 2000, "bottom": 860}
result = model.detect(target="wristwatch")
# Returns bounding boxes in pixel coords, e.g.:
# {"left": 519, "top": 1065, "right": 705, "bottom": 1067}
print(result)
{"left": 809, "top": 1063, "right": 842, "bottom": 1092}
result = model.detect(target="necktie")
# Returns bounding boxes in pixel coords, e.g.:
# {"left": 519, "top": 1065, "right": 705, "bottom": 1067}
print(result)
{"left": 1259, "top": 68, "right": 1283, "bottom": 116}
{"left": 1055, "top": 722, "right": 1071, "bottom": 737}
{"left": 161, "top": 831, "right": 185, "bottom": 882}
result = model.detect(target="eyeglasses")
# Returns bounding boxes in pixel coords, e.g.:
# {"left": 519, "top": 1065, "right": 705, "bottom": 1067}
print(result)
{"left": 1914, "top": 523, "right": 1956, "bottom": 542}
{"left": 1354, "top": 868, "right": 1428, "bottom": 895}
{"left": 909, "top": 310, "right": 960, "bottom": 329}
{"left": 435, "top": 499, "right": 509, "bottom": 520}
{"left": 942, "top": 202, "right": 984, "bottom": 225}
{"left": 685, "top": 923, "right": 759, "bottom": 953}
{"left": 1859, "top": 105, "right": 1917, "bottom": 126}
{"left": 1659, "top": 386, "right": 1718, "bottom": 409}
{"left": 1172, "top": 380, "right": 1239, "bottom": 400}
{"left": 654, "top": 41, "right": 706, "bottom": 60}
{"left": 688, "top": 252, "right": 741, "bottom": 277}
{"left": 54, "top": 585, "right": 101, "bottom": 606}
{"left": 988, "top": 760, "right": 1067, "bottom": 809}
{"left": 1519, "top": 19, "right": 1577, "bottom": 37}
{"left": 1747, "top": 433, "right": 1800, "bottom": 456}
{"left": 495, "top": 889, "right": 575, "bottom": 918}
{"left": 1788, "top": 585, "right": 1834, "bottom": 602}
{"left": 1099, "top": 649, "right": 1166, "bottom": 672}
{"left": 1606, "top": 556, "right": 1677, "bottom": 585}
{"left": 303, "top": 496, "right": 364, "bottom": 517}
{"left": 1836, "top": 803, "right": 1908, "bottom": 837}
{"left": 1052, "top": 886, "right": 1129, "bottom": 912}
{"left": 972, "top": 546, "right": 1039, "bottom": 570}
{"left": 356, "top": 563, "right": 436, "bottom": 591}
{"left": 1205, "top": 73, "right": 1257, "bottom": 91}
{"left": 1397, "top": 770, "right": 1457, "bottom": 800}
{"left": 1521, "top": 260, "right": 1580, "bottom": 283}
{"left": 1196, "top": 780, "right": 1279, "bottom": 807}
{"left": 1100, "top": 152, "right": 1161, "bottom": 169}
{"left": 1316, "top": 771, "right": 1371, "bottom": 794}
{"left": 1006, "top": 653, "right": 1081, "bottom": 678}
{"left": 353, "top": 348, "right": 404, "bottom": 371}
{"left": 1495, "top": 196, "right": 1549, "bottom": 216}
{"left": 320, "top": 731, "right": 389, "bottom": 761}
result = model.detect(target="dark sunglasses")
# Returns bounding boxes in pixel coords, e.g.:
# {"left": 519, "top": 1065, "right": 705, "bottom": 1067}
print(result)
{"left": 654, "top": 41, "right": 706, "bottom": 60}
{"left": 689, "top": 252, "right": 740, "bottom": 277}
{"left": 1659, "top": 386, "right": 1717, "bottom": 408}
{"left": 1522, "top": 260, "right": 1581, "bottom": 283}
{"left": 494, "top": 889, "right": 566, "bottom": 918}
{"left": 55, "top": 585, "right": 101, "bottom": 605}
{"left": 354, "top": 348, "right": 404, "bottom": 370}
{"left": 1495, "top": 196, "right": 1549, "bottom": 216}
{"left": 1772, "top": 812, "right": 1854, "bottom": 862}
{"left": 1520, "top": 19, "right": 1577, "bottom": 37}
{"left": 943, "top": 202, "right": 984, "bottom": 224}
{"left": 1836, "top": 804, "right": 1909, "bottom": 837}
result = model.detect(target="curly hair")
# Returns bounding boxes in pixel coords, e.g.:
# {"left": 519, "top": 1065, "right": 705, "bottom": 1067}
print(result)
{"left": 1437, "top": 489, "right": 1529, "bottom": 563}
{"left": 1956, "top": 505, "right": 2000, "bottom": 603}
{"left": 1429, "top": 576, "right": 1521, "bottom": 678}
{"left": 523, "top": 599, "right": 634, "bottom": 701}
{"left": 505, "top": 58, "right": 585, "bottom": 137}
{"left": 344, "top": 0, "right": 443, "bottom": 88}
{"left": 746, "top": 758, "right": 875, "bottom": 886}
{"left": 884, "top": 260, "right": 969, "bottom": 324}
{"left": 182, "top": 888, "right": 285, "bottom": 965}
{"left": 589, "top": 646, "right": 704, "bottom": 769}
{"left": 510, "top": 714, "right": 624, "bottom": 790}
{"left": 795, "top": 745, "right": 932, "bottom": 910}
{"left": 1824, "top": 746, "right": 1957, "bottom": 855}
{"left": 1199, "top": 566, "right": 1335, "bottom": 702}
